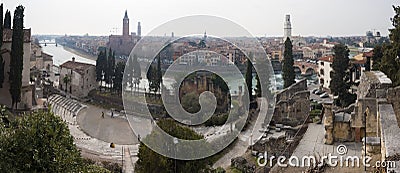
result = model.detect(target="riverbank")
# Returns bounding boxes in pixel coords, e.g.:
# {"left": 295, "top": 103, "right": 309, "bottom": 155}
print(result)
{"left": 63, "top": 46, "right": 97, "bottom": 61}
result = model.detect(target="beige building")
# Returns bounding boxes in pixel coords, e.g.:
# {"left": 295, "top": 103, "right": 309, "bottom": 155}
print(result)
{"left": 0, "top": 29, "right": 33, "bottom": 109}
{"left": 30, "top": 43, "right": 53, "bottom": 71}
{"left": 318, "top": 55, "right": 334, "bottom": 90}
{"left": 59, "top": 58, "right": 97, "bottom": 98}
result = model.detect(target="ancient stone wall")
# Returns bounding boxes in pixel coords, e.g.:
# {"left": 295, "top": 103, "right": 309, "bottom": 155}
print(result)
{"left": 273, "top": 79, "right": 310, "bottom": 126}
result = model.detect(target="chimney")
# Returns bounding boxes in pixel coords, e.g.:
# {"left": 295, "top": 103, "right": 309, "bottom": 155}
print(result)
{"left": 72, "top": 57, "right": 75, "bottom": 62}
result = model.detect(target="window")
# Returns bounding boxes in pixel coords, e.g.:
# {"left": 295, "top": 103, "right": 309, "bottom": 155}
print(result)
{"left": 320, "top": 69, "right": 325, "bottom": 76}
{"left": 320, "top": 62, "right": 324, "bottom": 66}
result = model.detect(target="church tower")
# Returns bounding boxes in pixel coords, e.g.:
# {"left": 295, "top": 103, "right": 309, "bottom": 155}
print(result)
{"left": 137, "top": 22, "right": 141, "bottom": 37}
{"left": 284, "top": 14, "right": 292, "bottom": 39}
{"left": 123, "top": 10, "right": 129, "bottom": 37}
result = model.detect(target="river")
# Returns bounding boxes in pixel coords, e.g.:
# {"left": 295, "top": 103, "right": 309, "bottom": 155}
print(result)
{"left": 41, "top": 44, "right": 95, "bottom": 66}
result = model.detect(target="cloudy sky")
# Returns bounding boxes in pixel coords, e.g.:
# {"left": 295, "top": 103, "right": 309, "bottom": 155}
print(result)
{"left": 2, "top": 0, "right": 400, "bottom": 37}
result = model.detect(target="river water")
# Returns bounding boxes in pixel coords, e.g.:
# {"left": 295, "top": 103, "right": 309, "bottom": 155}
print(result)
{"left": 41, "top": 44, "right": 95, "bottom": 66}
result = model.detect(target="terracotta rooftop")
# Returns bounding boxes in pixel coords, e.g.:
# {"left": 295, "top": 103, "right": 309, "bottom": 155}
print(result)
{"left": 351, "top": 53, "right": 367, "bottom": 64}
{"left": 363, "top": 50, "right": 374, "bottom": 57}
{"left": 3, "top": 28, "right": 31, "bottom": 43}
{"left": 60, "top": 60, "right": 94, "bottom": 75}
{"left": 318, "top": 55, "right": 334, "bottom": 62}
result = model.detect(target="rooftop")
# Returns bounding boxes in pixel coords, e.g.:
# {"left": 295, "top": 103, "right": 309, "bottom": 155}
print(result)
{"left": 60, "top": 60, "right": 95, "bottom": 75}
{"left": 318, "top": 55, "right": 334, "bottom": 62}
{"left": 351, "top": 53, "right": 367, "bottom": 64}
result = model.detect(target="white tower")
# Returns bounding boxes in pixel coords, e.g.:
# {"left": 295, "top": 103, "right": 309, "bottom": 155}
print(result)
{"left": 284, "top": 15, "right": 292, "bottom": 39}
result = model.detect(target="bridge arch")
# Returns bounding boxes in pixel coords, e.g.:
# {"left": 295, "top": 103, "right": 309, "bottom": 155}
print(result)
{"left": 305, "top": 68, "right": 316, "bottom": 76}
{"left": 293, "top": 61, "right": 318, "bottom": 76}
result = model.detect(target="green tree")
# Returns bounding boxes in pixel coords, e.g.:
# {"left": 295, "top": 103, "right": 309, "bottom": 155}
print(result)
{"left": 0, "top": 4, "right": 4, "bottom": 88}
{"left": 3, "top": 9, "right": 10, "bottom": 29}
{"left": 255, "top": 72, "right": 261, "bottom": 97}
{"left": 146, "top": 65, "right": 159, "bottom": 97}
{"left": 181, "top": 91, "right": 201, "bottom": 113}
{"left": 0, "top": 109, "right": 83, "bottom": 172}
{"left": 329, "top": 44, "right": 355, "bottom": 107}
{"left": 126, "top": 55, "right": 142, "bottom": 95}
{"left": 371, "top": 45, "right": 383, "bottom": 70}
{"left": 135, "top": 119, "right": 210, "bottom": 173}
{"left": 156, "top": 54, "right": 162, "bottom": 95}
{"left": 133, "top": 56, "right": 142, "bottom": 94}
{"left": 96, "top": 50, "right": 106, "bottom": 91}
{"left": 282, "top": 37, "right": 295, "bottom": 88}
{"left": 378, "top": 6, "right": 400, "bottom": 86}
{"left": 245, "top": 56, "right": 253, "bottom": 101}
{"left": 113, "top": 62, "right": 125, "bottom": 94}
{"left": 8, "top": 5, "right": 24, "bottom": 109}
{"left": 147, "top": 55, "right": 162, "bottom": 97}
{"left": 106, "top": 48, "right": 115, "bottom": 91}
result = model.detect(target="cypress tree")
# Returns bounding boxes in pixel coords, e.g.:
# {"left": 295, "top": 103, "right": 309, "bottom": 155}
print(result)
{"left": 245, "top": 55, "right": 253, "bottom": 101}
{"left": 379, "top": 6, "right": 400, "bottom": 86}
{"left": 9, "top": 5, "right": 24, "bottom": 109}
{"left": 113, "top": 62, "right": 125, "bottom": 94}
{"left": 156, "top": 52, "right": 162, "bottom": 95}
{"left": 282, "top": 37, "right": 295, "bottom": 88}
{"left": 329, "top": 44, "right": 355, "bottom": 106}
{"left": 255, "top": 72, "right": 261, "bottom": 97}
{"left": 3, "top": 10, "right": 10, "bottom": 29}
{"left": 106, "top": 48, "right": 115, "bottom": 91}
{"left": 95, "top": 50, "right": 106, "bottom": 90}
{"left": 127, "top": 55, "right": 141, "bottom": 95}
{"left": 0, "top": 4, "right": 4, "bottom": 88}
{"left": 371, "top": 45, "right": 383, "bottom": 70}
{"left": 132, "top": 55, "right": 141, "bottom": 94}
{"left": 103, "top": 49, "right": 109, "bottom": 89}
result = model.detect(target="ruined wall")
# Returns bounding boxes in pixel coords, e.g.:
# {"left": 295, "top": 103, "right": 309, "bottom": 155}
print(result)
{"left": 273, "top": 79, "right": 310, "bottom": 126}
{"left": 323, "top": 102, "right": 334, "bottom": 144}
{"left": 388, "top": 86, "right": 400, "bottom": 127}
{"left": 333, "top": 122, "right": 352, "bottom": 142}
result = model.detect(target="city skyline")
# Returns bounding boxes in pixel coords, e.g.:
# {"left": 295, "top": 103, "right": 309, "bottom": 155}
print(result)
{"left": 2, "top": 0, "right": 400, "bottom": 37}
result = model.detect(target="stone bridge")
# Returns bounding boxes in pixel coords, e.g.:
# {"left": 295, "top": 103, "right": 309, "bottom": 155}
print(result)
{"left": 293, "top": 61, "right": 318, "bottom": 76}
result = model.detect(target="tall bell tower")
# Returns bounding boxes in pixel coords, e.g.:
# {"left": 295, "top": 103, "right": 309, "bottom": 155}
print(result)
{"left": 284, "top": 14, "right": 292, "bottom": 40}
{"left": 123, "top": 10, "right": 129, "bottom": 37}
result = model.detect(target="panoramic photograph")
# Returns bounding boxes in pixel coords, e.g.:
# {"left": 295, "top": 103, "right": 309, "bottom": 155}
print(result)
{"left": 0, "top": 0, "right": 399, "bottom": 172}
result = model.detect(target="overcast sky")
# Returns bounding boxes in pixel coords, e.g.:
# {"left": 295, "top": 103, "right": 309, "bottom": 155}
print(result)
{"left": 2, "top": 0, "right": 400, "bottom": 37}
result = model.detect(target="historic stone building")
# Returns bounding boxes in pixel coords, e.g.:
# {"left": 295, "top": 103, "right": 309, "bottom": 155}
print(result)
{"left": 323, "top": 71, "right": 400, "bottom": 172}
{"left": 0, "top": 28, "right": 33, "bottom": 109}
{"left": 272, "top": 79, "right": 310, "bottom": 126}
{"left": 59, "top": 58, "right": 97, "bottom": 98}
{"left": 107, "top": 10, "right": 141, "bottom": 56}
{"left": 30, "top": 43, "right": 53, "bottom": 71}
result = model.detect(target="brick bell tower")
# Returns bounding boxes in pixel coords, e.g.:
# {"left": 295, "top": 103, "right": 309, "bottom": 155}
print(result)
{"left": 123, "top": 10, "right": 129, "bottom": 37}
